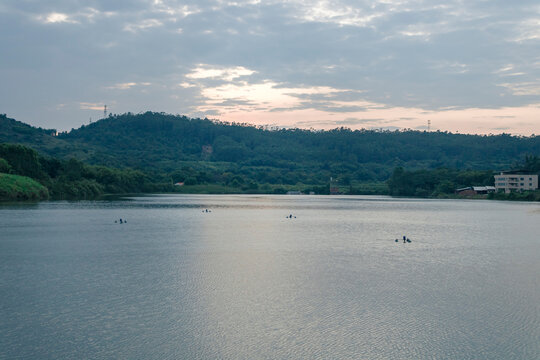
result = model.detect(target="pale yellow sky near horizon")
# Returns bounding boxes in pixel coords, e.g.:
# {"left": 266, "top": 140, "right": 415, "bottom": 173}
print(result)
{"left": 211, "top": 104, "right": 540, "bottom": 135}
{"left": 188, "top": 75, "right": 540, "bottom": 135}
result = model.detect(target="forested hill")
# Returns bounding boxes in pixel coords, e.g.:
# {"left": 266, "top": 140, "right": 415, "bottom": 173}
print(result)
{"left": 1, "top": 112, "right": 539, "bottom": 184}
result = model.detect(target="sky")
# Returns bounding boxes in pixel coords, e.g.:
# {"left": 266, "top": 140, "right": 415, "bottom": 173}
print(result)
{"left": 1, "top": 0, "right": 539, "bottom": 134}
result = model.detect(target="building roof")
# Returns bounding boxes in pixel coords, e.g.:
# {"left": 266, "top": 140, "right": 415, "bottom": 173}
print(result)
{"left": 456, "top": 186, "right": 495, "bottom": 192}
{"left": 498, "top": 170, "right": 539, "bottom": 175}
{"left": 473, "top": 186, "right": 495, "bottom": 191}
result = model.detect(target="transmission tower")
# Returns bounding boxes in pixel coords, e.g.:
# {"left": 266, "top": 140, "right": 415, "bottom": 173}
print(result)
{"left": 104, "top": 105, "right": 107, "bottom": 119}
{"left": 427, "top": 119, "right": 431, "bottom": 132}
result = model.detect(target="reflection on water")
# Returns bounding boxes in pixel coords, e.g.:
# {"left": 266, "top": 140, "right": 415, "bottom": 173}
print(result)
{"left": 1, "top": 195, "right": 539, "bottom": 359}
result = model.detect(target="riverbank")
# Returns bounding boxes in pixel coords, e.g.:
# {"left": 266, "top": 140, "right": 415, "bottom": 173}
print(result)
{"left": 487, "top": 190, "right": 540, "bottom": 201}
{"left": 1, "top": 177, "right": 538, "bottom": 202}
{"left": 0, "top": 173, "right": 49, "bottom": 201}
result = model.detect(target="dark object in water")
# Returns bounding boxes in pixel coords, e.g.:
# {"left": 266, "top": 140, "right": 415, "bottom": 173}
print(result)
{"left": 396, "top": 235, "right": 412, "bottom": 243}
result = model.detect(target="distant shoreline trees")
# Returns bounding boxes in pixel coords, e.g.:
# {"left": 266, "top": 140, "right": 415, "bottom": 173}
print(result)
{"left": 1, "top": 112, "right": 539, "bottom": 200}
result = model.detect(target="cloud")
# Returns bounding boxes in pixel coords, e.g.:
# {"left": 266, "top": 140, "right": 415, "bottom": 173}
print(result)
{"left": 79, "top": 102, "right": 105, "bottom": 110}
{"left": 35, "top": 8, "right": 115, "bottom": 25}
{"left": 334, "top": 117, "right": 385, "bottom": 125}
{"left": 293, "top": 2, "right": 385, "bottom": 28}
{"left": 2, "top": 0, "right": 540, "bottom": 135}
{"left": 39, "top": 12, "right": 77, "bottom": 24}
{"left": 179, "top": 82, "right": 196, "bottom": 88}
{"left": 151, "top": 2, "right": 200, "bottom": 18}
{"left": 193, "top": 75, "right": 379, "bottom": 115}
{"left": 124, "top": 19, "right": 163, "bottom": 32}
{"left": 186, "top": 65, "right": 256, "bottom": 81}
{"left": 198, "top": 81, "right": 299, "bottom": 111}
{"left": 106, "top": 82, "right": 152, "bottom": 90}
{"left": 498, "top": 82, "right": 540, "bottom": 96}
{"left": 429, "top": 61, "right": 469, "bottom": 74}
{"left": 512, "top": 18, "right": 540, "bottom": 42}
{"left": 494, "top": 64, "right": 516, "bottom": 74}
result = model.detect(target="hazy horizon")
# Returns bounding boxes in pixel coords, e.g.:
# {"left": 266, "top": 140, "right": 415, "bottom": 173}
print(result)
{"left": 1, "top": 1, "right": 539, "bottom": 135}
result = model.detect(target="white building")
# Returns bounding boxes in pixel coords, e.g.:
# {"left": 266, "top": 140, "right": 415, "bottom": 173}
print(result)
{"left": 494, "top": 173, "right": 538, "bottom": 193}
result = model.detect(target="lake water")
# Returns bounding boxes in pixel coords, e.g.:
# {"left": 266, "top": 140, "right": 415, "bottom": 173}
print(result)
{"left": 1, "top": 195, "right": 539, "bottom": 359}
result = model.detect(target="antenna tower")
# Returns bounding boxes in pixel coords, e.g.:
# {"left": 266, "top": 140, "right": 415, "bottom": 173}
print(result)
{"left": 104, "top": 105, "right": 107, "bottom": 119}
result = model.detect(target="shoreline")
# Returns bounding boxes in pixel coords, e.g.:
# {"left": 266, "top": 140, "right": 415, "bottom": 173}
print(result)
{"left": 2, "top": 189, "right": 539, "bottom": 203}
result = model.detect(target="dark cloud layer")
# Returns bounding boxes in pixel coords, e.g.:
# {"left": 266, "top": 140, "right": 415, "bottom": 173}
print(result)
{"left": 0, "top": 0, "right": 539, "bottom": 132}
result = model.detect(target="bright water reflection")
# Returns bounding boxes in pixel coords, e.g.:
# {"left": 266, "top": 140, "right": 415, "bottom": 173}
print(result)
{"left": 1, "top": 195, "right": 539, "bottom": 359}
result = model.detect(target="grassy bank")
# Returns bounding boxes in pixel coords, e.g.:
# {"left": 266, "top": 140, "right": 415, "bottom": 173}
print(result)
{"left": 170, "top": 181, "right": 389, "bottom": 195}
{"left": 0, "top": 173, "right": 49, "bottom": 201}
{"left": 488, "top": 190, "right": 540, "bottom": 201}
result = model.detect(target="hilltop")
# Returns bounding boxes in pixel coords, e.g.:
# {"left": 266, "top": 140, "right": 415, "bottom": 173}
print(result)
{"left": 1, "top": 112, "right": 539, "bottom": 188}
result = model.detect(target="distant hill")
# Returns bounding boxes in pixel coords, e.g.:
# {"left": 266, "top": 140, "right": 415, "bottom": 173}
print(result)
{"left": 0, "top": 114, "right": 62, "bottom": 150}
{"left": 0, "top": 142, "right": 166, "bottom": 200}
{"left": 1, "top": 112, "right": 539, "bottom": 185}
{"left": 0, "top": 114, "right": 87, "bottom": 159}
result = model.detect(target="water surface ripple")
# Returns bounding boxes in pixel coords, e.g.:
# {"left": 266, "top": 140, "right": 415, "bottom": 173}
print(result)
{"left": 1, "top": 195, "right": 539, "bottom": 359}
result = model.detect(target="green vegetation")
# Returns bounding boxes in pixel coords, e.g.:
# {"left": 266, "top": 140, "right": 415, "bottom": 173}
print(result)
{"left": 487, "top": 190, "right": 540, "bottom": 202}
{"left": 0, "top": 173, "right": 49, "bottom": 201}
{"left": 2, "top": 112, "right": 539, "bottom": 187}
{"left": 387, "top": 167, "right": 494, "bottom": 197}
{"left": 522, "top": 154, "right": 540, "bottom": 173}
{"left": 387, "top": 155, "right": 540, "bottom": 199}
{"left": 484, "top": 155, "right": 540, "bottom": 202}
{"left": 0, "top": 143, "right": 171, "bottom": 200}
{"left": 1, "top": 113, "right": 539, "bottom": 200}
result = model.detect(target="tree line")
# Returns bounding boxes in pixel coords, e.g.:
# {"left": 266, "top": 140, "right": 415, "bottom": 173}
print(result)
{"left": 1, "top": 113, "right": 539, "bottom": 199}
{"left": 387, "top": 155, "right": 540, "bottom": 198}
{"left": 0, "top": 143, "right": 172, "bottom": 199}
